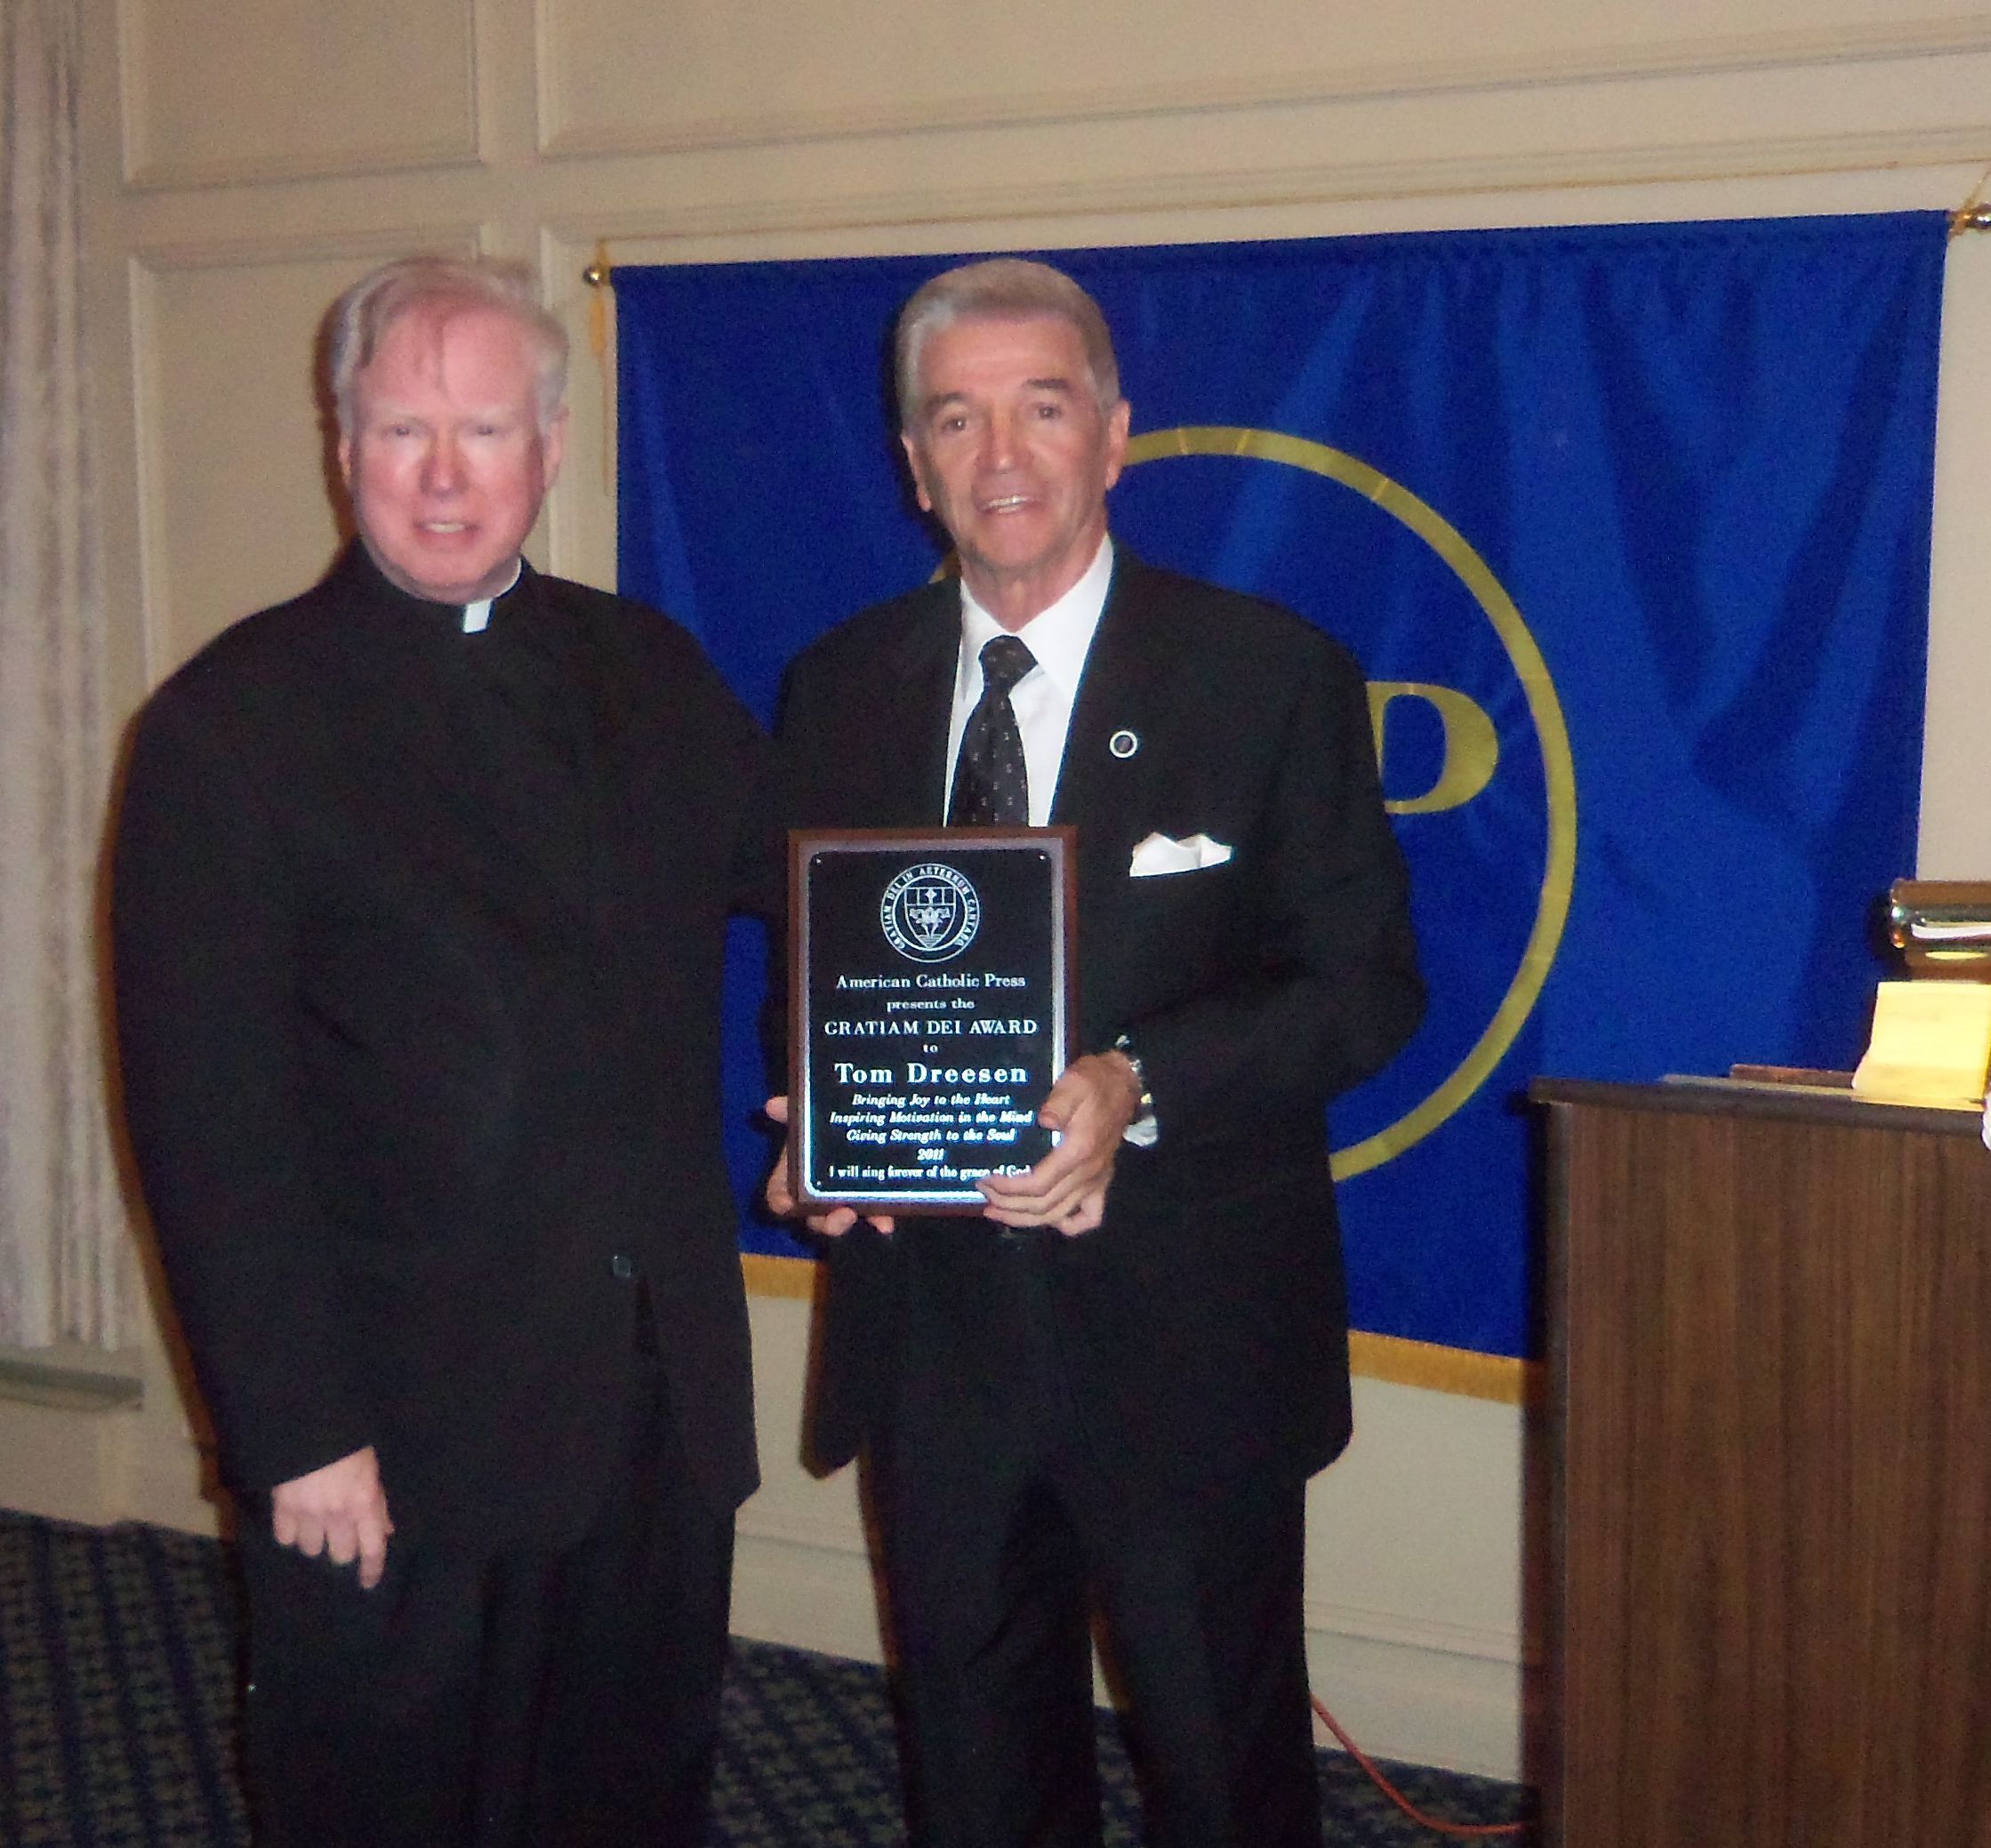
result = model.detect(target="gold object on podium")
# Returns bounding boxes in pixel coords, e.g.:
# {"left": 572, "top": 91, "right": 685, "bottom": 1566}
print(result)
{"left": 1885, "top": 877, "right": 1991, "bottom": 977}
{"left": 1850, "top": 880, "right": 1991, "bottom": 1106}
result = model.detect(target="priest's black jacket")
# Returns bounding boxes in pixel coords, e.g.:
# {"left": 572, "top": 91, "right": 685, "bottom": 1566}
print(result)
{"left": 112, "top": 543, "right": 775, "bottom": 1548}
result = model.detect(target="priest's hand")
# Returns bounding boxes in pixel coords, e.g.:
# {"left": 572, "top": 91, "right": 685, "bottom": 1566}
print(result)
{"left": 270, "top": 1444, "right": 393, "bottom": 1590}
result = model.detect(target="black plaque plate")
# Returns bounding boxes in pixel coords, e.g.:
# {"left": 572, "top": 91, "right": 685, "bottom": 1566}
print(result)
{"left": 791, "top": 829, "right": 1076, "bottom": 1212}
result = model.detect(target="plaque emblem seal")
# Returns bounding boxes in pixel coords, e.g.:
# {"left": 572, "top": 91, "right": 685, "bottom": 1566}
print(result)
{"left": 880, "top": 863, "right": 982, "bottom": 963}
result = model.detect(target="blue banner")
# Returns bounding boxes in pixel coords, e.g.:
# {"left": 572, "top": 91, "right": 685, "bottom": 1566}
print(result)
{"left": 615, "top": 214, "right": 1942, "bottom": 1363}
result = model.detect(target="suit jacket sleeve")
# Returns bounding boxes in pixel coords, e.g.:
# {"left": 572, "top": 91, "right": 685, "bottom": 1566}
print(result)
{"left": 113, "top": 688, "right": 374, "bottom": 1492}
{"left": 1120, "top": 626, "right": 1423, "bottom": 1151}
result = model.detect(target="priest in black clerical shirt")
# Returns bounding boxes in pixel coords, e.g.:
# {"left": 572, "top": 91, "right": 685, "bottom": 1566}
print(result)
{"left": 111, "top": 255, "right": 775, "bottom": 1848}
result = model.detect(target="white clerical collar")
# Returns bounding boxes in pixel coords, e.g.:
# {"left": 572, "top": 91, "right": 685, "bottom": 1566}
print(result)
{"left": 956, "top": 535, "right": 1114, "bottom": 701}
{"left": 461, "top": 560, "right": 525, "bottom": 634}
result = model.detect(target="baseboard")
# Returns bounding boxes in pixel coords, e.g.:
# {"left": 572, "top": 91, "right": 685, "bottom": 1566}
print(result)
{"left": 124, "top": 1426, "right": 227, "bottom": 1539}
{"left": 731, "top": 1525, "right": 889, "bottom": 1666}
{"left": 0, "top": 1398, "right": 131, "bottom": 1525}
{"left": 1305, "top": 1622, "right": 1524, "bottom": 1781}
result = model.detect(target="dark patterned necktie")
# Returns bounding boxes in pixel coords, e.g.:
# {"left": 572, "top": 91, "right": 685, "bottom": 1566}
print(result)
{"left": 947, "top": 635, "right": 1036, "bottom": 825}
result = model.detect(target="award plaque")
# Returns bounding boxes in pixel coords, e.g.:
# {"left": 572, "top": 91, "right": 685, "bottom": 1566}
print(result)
{"left": 790, "top": 828, "right": 1076, "bottom": 1212}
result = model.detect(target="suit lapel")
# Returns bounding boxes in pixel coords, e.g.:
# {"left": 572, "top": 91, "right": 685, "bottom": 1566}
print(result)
{"left": 880, "top": 582, "right": 962, "bottom": 827}
{"left": 1052, "top": 556, "right": 1166, "bottom": 840}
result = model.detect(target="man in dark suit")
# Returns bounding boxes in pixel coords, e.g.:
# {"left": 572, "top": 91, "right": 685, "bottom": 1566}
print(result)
{"left": 767, "top": 259, "right": 1425, "bottom": 1846}
{"left": 112, "top": 256, "right": 772, "bottom": 1847}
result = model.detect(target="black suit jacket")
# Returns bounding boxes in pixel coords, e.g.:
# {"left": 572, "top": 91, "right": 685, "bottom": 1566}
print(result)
{"left": 775, "top": 554, "right": 1423, "bottom": 1498}
{"left": 113, "top": 545, "right": 774, "bottom": 1547}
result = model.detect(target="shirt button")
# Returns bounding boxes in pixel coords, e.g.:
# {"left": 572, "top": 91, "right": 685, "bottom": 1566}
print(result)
{"left": 609, "top": 1253, "right": 636, "bottom": 1282}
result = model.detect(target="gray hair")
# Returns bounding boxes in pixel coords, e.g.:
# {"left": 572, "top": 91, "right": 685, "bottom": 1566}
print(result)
{"left": 895, "top": 258, "right": 1120, "bottom": 431}
{"left": 325, "top": 255, "right": 568, "bottom": 437}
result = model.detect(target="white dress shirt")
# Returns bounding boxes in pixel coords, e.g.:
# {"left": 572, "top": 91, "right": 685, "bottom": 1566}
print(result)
{"left": 942, "top": 536, "right": 1114, "bottom": 828}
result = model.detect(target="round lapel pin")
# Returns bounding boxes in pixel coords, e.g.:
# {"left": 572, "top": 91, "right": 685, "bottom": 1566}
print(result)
{"left": 1109, "top": 729, "right": 1139, "bottom": 759}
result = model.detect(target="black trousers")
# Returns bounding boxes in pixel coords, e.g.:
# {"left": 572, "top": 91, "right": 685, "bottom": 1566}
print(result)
{"left": 237, "top": 1358, "right": 734, "bottom": 1848}
{"left": 867, "top": 1244, "right": 1326, "bottom": 1848}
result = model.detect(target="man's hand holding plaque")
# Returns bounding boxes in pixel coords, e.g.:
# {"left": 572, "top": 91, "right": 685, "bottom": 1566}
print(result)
{"left": 761, "top": 1095, "right": 895, "bottom": 1237}
{"left": 974, "top": 1052, "right": 1143, "bottom": 1233}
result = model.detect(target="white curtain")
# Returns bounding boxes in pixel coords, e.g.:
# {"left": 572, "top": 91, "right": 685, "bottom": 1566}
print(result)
{"left": 0, "top": 0, "right": 132, "bottom": 1348}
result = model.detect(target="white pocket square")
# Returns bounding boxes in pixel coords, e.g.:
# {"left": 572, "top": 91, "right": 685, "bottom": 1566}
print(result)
{"left": 1129, "top": 832, "right": 1233, "bottom": 877}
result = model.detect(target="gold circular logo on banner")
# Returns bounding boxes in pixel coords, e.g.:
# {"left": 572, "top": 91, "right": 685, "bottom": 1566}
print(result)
{"left": 1122, "top": 427, "right": 1578, "bottom": 1181}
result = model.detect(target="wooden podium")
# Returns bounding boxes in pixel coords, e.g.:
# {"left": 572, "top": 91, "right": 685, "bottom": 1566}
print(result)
{"left": 1533, "top": 1079, "right": 1991, "bottom": 1848}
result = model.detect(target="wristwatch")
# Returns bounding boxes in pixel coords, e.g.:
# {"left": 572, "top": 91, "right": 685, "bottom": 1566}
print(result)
{"left": 1113, "top": 1032, "right": 1159, "bottom": 1144}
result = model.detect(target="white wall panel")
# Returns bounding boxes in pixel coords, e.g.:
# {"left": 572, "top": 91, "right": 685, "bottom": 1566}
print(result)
{"left": 534, "top": 52, "right": 1990, "bottom": 259}
{"left": 537, "top": 0, "right": 1991, "bottom": 158}
{"left": 121, "top": 0, "right": 479, "bottom": 187}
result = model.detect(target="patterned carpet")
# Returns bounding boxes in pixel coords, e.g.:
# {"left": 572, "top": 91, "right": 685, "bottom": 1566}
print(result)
{"left": 0, "top": 1509, "right": 1536, "bottom": 1845}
